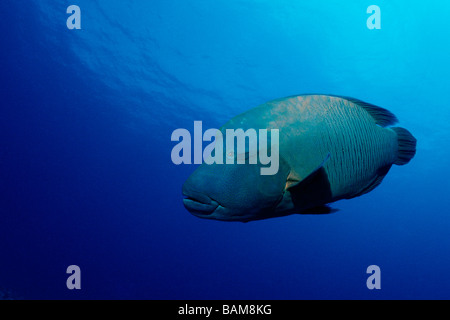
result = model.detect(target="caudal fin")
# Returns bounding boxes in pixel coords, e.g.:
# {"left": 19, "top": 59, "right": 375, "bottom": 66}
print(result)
{"left": 392, "top": 127, "right": 417, "bottom": 165}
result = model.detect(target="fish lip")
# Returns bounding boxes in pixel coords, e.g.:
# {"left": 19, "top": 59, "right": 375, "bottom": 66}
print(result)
{"left": 183, "top": 198, "right": 219, "bottom": 216}
{"left": 182, "top": 192, "right": 219, "bottom": 216}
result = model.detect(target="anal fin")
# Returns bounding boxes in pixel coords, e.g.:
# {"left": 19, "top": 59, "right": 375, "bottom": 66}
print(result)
{"left": 350, "top": 165, "right": 392, "bottom": 199}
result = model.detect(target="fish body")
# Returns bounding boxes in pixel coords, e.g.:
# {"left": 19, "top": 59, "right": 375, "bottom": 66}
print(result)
{"left": 182, "top": 94, "right": 417, "bottom": 222}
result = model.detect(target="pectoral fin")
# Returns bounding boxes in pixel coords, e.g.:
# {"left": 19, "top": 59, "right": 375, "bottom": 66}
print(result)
{"left": 285, "top": 153, "right": 330, "bottom": 190}
{"left": 284, "top": 153, "right": 334, "bottom": 211}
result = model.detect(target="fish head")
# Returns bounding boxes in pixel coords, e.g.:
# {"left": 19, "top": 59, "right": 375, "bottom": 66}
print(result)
{"left": 182, "top": 156, "right": 290, "bottom": 222}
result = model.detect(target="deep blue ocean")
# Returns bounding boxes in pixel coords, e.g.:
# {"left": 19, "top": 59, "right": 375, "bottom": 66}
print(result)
{"left": 1, "top": 0, "right": 449, "bottom": 300}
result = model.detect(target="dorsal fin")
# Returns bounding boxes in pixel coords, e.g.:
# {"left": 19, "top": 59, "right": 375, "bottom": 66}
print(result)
{"left": 331, "top": 95, "right": 399, "bottom": 127}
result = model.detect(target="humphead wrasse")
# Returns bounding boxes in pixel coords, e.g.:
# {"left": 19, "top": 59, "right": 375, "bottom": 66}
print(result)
{"left": 182, "top": 94, "right": 417, "bottom": 222}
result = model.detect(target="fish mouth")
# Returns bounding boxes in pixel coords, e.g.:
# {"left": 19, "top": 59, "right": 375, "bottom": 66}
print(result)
{"left": 182, "top": 191, "right": 252, "bottom": 222}
{"left": 182, "top": 191, "right": 219, "bottom": 216}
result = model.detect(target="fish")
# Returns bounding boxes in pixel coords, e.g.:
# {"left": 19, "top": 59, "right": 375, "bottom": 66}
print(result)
{"left": 182, "top": 94, "right": 417, "bottom": 222}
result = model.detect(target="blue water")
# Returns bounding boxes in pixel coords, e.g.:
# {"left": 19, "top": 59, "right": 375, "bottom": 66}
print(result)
{"left": 1, "top": 0, "right": 449, "bottom": 299}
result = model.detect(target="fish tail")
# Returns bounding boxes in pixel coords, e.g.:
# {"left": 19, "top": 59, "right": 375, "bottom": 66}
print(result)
{"left": 392, "top": 127, "right": 417, "bottom": 165}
